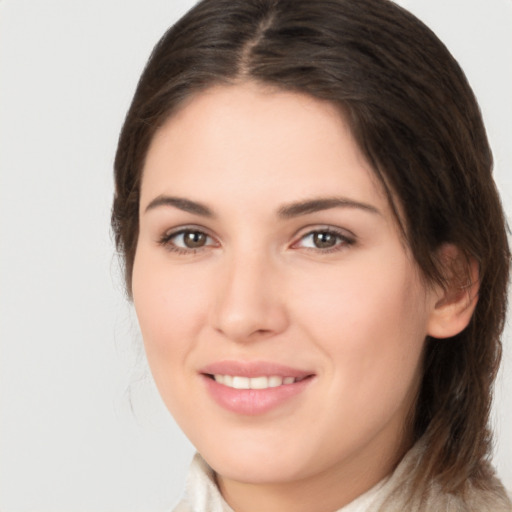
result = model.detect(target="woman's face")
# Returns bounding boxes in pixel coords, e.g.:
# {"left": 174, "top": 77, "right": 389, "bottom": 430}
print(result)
{"left": 133, "top": 83, "right": 439, "bottom": 493}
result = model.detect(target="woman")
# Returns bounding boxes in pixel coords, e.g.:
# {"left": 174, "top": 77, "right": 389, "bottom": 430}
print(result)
{"left": 112, "top": 0, "right": 511, "bottom": 510}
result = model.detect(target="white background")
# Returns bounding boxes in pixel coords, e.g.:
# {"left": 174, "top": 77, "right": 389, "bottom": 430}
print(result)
{"left": 0, "top": 1, "right": 510, "bottom": 510}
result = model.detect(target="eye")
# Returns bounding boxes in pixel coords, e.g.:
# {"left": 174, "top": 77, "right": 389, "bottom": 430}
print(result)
{"left": 159, "top": 228, "right": 217, "bottom": 253}
{"left": 293, "top": 228, "right": 354, "bottom": 252}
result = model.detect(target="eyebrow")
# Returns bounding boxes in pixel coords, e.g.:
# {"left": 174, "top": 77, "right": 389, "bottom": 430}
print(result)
{"left": 277, "top": 197, "right": 380, "bottom": 218}
{"left": 144, "top": 194, "right": 380, "bottom": 218}
{"left": 144, "top": 195, "right": 214, "bottom": 217}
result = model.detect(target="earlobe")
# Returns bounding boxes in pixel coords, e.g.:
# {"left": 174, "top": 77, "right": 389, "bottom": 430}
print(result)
{"left": 427, "top": 245, "right": 480, "bottom": 339}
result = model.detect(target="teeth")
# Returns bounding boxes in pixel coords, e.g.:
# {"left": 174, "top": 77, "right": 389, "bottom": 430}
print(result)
{"left": 213, "top": 375, "right": 299, "bottom": 389}
{"left": 232, "top": 376, "right": 250, "bottom": 389}
{"left": 250, "top": 376, "right": 268, "bottom": 389}
{"left": 268, "top": 376, "right": 282, "bottom": 387}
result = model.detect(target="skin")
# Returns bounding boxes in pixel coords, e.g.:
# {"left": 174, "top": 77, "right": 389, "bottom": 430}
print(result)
{"left": 132, "top": 83, "right": 476, "bottom": 512}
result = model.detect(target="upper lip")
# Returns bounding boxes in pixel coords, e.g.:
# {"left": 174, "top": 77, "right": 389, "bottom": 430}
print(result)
{"left": 200, "top": 360, "right": 314, "bottom": 379}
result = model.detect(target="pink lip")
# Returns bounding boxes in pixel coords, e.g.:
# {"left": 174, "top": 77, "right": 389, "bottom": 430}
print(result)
{"left": 200, "top": 360, "right": 312, "bottom": 379}
{"left": 199, "top": 360, "right": 315, "bottom": 415}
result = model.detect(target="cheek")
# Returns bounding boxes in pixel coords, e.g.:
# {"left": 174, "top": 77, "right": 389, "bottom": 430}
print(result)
{"left": 132, "top": 250, "right": 210, "bottom": 368}
{"left": 131, "top": 251, "right": 218, "bottom": 422}
{"left": 292, "top": 253, "right": 428, "bottom": 405}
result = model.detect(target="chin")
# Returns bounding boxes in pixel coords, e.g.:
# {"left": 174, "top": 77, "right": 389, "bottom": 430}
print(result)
{"left": 192, "top": 426, "right": 324, "bottom": 484}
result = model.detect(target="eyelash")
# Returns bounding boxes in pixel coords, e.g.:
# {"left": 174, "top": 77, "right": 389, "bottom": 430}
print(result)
{"left": 158, "top": 226, "right": 355, "bottom": 255}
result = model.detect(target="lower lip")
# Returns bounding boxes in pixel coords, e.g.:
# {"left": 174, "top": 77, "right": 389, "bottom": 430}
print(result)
{"left": 202, "top": 375, "right": 313, "bottom": 415}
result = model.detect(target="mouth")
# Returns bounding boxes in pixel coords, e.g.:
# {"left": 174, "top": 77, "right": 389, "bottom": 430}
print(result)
{"left": 199, "top": 361, "right": 315, "bottom": 415}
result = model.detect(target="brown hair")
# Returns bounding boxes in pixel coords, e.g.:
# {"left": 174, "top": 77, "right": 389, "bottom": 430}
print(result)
{"left": 112, "top": 0, "right": 510, "bottom": 497}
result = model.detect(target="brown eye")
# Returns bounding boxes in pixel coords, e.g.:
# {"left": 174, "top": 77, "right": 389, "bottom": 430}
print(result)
{"left": 293, "top": 228, "right": 354, "bottom": 252}
{"left": 160, "top": 228, "right": 216, "bottom": 253}
{"left": 182, "top": 230, "right": 207, "bottom": 248}
{"left": 313, "top": 231, "right": 338, "bottom": 249}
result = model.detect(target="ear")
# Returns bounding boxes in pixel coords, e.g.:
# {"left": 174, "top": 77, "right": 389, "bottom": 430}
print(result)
{"left": 427, "top": 244, "right": 479, "bottom": 339}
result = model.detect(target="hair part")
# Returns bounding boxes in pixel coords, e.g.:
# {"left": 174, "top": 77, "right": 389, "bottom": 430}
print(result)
{"left": 112, "top": 0, "right": 510, "bottom": 498}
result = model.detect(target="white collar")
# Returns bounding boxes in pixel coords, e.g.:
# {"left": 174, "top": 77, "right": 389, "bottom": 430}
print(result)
{"left": 173, "top": 453, "right": 234, "bottom": 512}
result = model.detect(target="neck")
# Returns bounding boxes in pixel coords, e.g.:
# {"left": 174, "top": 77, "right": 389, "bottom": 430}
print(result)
{"left": 217, "top": 434, "right": 412, "bottom": 512}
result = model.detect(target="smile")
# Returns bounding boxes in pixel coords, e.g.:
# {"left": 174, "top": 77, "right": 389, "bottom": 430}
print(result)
{"left": 212, "top": 375, "right": 304, "bottom": 389}
{"left": 200, "top": 361, "right": 315, "bottom": 415}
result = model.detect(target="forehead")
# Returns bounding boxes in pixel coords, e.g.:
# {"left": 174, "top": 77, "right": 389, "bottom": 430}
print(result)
{"left": 140, "top": 82, "right": 388, "bottom": 214}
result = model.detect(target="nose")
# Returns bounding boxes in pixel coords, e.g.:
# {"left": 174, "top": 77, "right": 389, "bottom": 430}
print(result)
{"left": 210, "top": 252, "right": 289, "bottom": 342}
